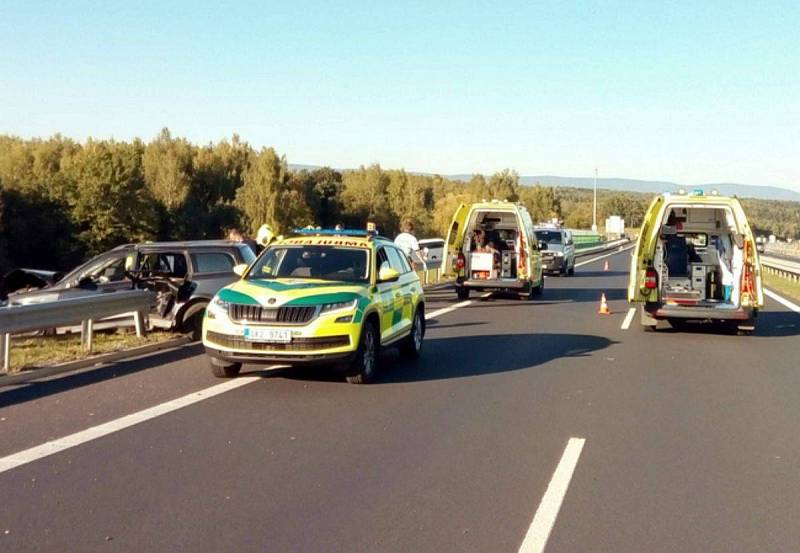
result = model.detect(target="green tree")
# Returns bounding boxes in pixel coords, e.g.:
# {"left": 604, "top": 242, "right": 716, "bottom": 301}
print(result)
{"left": 62, "top": 139, "right": 158, "bottom": 254}
{"left": 234, "top": 147, "right": 288, "bottom": 234}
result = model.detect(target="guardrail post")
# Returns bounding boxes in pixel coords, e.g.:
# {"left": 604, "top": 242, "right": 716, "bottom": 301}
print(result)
{"left": 81, "top": 319, "right": 94, "bottom": 353}
{"left": 133, "top": 310, "right": 146, "bottom": 338}
{"left": 0, "top": 333, "right": 10, "bottom": 372}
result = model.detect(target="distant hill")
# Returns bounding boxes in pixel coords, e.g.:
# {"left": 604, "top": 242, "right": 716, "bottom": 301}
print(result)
{"left": 449, "top": 174, "right": 800, "bottom": 202}
{"left": 288, "top": 165, "right": 800, "bottom": 202}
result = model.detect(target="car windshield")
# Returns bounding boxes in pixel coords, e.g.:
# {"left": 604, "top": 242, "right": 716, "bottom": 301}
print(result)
{"left": 248, "top": 246, "right": 370, "bottom": 283}
{"left": 535, "top": 230, "right": 563, "bottom": 244}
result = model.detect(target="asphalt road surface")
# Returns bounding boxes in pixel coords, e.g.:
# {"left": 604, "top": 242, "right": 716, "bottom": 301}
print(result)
{"left": 1, "top": 248, "right": 799, "bottom": 553}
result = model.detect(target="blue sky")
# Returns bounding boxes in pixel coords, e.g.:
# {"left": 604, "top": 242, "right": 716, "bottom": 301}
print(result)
{"left": 1, "top": 1, "right": 798, "bottom": 190}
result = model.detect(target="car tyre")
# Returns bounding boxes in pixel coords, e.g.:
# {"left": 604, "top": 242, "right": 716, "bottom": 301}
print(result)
{"left": 400, "top": 308, "right": 425, "bottom": 359}
{"left": 209, "top": 357, "right": 241, "bottom": 378}
{"left": 183, "top": 308, "right": 206, "bottom": 341}
{"left": 346, "top": 321, "right": 379, "bottom": 384}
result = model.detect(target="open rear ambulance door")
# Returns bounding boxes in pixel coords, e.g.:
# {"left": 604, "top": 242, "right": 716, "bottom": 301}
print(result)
{"left": 443, "top": 203, "right": 470, "bottom": 276}
{"left": 628, "top": 195, "right": 664, "bottom": 302}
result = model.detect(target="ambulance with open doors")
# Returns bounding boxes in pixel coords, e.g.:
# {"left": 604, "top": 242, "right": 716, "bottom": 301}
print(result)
{"left": 444, "top": 200, "right": 545, "bottom": 299}
{"left": 628, "top": 190, "right": 764, "bottom": 333}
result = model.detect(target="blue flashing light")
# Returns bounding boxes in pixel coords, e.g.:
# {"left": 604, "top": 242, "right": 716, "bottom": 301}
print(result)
{"left": 691, "top": 188, "right": 704, "bottom": 196}
{"left": 292, "top": 228, "right": 371, "bottom": 237}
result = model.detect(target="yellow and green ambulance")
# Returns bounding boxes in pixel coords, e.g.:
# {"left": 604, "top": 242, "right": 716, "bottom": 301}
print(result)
{"left": 629, "top": 190, "right": 764, "bottom": 333}
{"left": 202, "top": 230, "right": 425, "bottom": 383}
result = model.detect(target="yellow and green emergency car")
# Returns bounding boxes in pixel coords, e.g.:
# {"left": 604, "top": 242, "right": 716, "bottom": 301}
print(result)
{"left": 202, "top": 229, "right": 425, "bottom": 383}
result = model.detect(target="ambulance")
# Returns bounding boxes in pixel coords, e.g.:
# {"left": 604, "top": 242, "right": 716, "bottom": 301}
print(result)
{"left": 443, "top": 200, "right": 545, "bottom": 299}
{"left": 628, "top": 190, "right": 764, "bottom": 333}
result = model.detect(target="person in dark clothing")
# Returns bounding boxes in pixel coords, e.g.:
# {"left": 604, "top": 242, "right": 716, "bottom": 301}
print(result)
{"left": 227, "top": 228, "right": 259, "bottom": 255}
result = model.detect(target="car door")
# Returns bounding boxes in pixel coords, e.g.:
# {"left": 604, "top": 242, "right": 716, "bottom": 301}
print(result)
{"left": 385, "top": 246, "right": 415, "bottom": 335}
{"left": 189, "top": 249, "right": 239, "bottom": 298}
{"left": 139, "top": 249, "right": 190, "bottom": 320}
{"left": 375, "top": 247, "right": 399, "bottom": 342}
{"left": 443, "top": 203, "right": 470, "bottom": 276}
{"left": 629, "top": 195, "right": 665, "bottom": 302}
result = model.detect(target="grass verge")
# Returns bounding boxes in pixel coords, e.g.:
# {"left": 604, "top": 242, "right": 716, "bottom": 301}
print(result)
{"left": 8, "top": 330, "right": 175, "bottom": 373}
{"left": 764, "top": 272, "right": 800, "bottom": 304}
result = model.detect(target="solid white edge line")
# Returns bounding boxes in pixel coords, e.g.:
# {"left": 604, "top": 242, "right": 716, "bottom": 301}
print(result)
{"left": 621, "top": 307, "right": 636, "bottom": 330}
{"left": 0, "top": 375, "right": 264, "bottom": 474}
{"left": 518, "top": 437, "right": 586, "bottom": 553}
{"left": 575, "top": 245, "right": 635, "bottom": 268}
{"left": 764, "top": 288, "right": 800, "bottom": 313}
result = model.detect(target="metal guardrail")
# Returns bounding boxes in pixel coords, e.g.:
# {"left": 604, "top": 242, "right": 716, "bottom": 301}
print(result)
{"left": 761, "top": 256, "right": 800, "bottom": 281}
{"left": 0, "top": 290, "right": 155, "bottom": 372}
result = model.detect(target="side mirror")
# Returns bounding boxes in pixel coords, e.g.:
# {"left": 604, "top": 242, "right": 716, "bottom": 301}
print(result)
{"left": 233, "top": 263, "right": 248, "bottom": 277}
{"left": 378, "top": 266, "right": 401, "bottom": 283}
{"left": 538, "top": 241, "right": 548, "bottom": 250}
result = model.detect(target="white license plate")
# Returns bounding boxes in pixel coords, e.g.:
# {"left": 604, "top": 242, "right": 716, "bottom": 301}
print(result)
{"left": 243, "top": 328, "right": 292, "bottom": 343}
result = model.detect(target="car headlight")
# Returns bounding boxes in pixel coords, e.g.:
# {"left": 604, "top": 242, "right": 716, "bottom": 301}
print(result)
{"left": 207, "top": 296, "right": 230, "bottom": 317}
{"left": 320, "top": 299, "right": 358, "bottom": 314}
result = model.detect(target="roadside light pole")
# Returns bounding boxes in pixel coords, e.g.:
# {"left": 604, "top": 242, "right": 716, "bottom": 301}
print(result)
{"left": 592, "top": 167, "right": 598, "bottom": 231}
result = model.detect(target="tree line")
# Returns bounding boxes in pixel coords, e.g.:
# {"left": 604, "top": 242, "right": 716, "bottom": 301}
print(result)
{"left": 1, "top": 129, "right": 798, "bottom": 272}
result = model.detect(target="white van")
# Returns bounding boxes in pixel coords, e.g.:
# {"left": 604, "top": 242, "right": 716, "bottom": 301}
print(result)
{"left": 443, "top": 200, "right": 545, "bottom": 299}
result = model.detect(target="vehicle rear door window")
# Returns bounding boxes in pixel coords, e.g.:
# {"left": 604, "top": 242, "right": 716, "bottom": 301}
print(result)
{"left": 191, "top": 252, "right": 236, "bottom": 274}
{"left": 141, "top": 252, "right": 188, "bottom": 278}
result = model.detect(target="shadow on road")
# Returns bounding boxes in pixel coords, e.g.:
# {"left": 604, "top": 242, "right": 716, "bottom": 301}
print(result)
{"left": 378, "top": 333, "right": 615, "bottom": 383}
{"left": 286, "top": 333, "right": 615, "bottom": 384}
{"left": 0, "top": 343, "right": 204, "bottom": 408}
{"left": 755, "top": 309, "right": 800, "bottom": 337}
{"left": 572, "top": 270, "right": 629, "bottom": 278}
{"left": 541, "top": 287, "right": 627, "bottom": 303}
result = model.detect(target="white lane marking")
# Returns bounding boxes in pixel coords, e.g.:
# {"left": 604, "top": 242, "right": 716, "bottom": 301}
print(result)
{"left": 518, "top": 437, "right": 586, "bottom": 553}
{"left": 425, "top": 293, "right": 492, "bottom": 320}
{"left": 0, "top": 376, "right": 264, "bottom": 474}
{"left": 426, "top": 300, "right": 472, "bottom": 320}
{"left": 765, "top": 288, "right": 800, "bottom": 314}
{"left": 575, "top": 245, "right": 635, "bottom": 268}
{"left": 621, "top": 307, "right": 636, "bottom": 330}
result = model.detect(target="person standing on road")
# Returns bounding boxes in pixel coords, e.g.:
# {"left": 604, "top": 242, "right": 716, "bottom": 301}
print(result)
{"left": 394, "top": 219, "right": 424, "bottom": 269}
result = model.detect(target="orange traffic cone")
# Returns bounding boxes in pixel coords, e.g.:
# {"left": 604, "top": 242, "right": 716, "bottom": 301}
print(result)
{"left": 598, "top": 293, "right": 611, "bottom": 315}
{"left": 603, "top": 260, "right": 609, "bottom": 271}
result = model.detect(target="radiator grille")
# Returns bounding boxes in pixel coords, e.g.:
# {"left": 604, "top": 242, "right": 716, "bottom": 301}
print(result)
{"left": 228, "top": 304, "right": 316, "bottom": 324}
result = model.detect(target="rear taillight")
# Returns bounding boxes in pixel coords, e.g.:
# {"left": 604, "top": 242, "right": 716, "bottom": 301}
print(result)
{"left": 644, "top": 268, "right": 658, "bottom": 289}
{"left": 456, "top": 253, "right": 465, "bottom": 270}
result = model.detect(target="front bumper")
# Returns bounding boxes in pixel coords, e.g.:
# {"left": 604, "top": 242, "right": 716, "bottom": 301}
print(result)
{"left": 541, "top": 256, "right": 566, "bottom": 272}
{"left": 205, "top": 344, "right": 356, "bottom": 365}
{"left": 202, "top": 308, "right": 360, "bottom": 364}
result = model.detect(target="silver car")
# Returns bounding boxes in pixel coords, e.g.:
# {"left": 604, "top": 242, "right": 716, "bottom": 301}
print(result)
{"left": 534, "top": 229, "right": 576, "bottom": 276}
{"left": 5, "top": 240, "right": 256, "bottom": 338}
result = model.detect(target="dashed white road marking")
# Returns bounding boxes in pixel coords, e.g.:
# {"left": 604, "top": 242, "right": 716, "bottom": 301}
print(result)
{"left": 517, "top": 437, "right": 586, "bottom": 553}
{"left": 765, "top": 288, "right": 800, "bottom": 314}
{"left": 425, "top": 292, "right": 492, "bottom": 320}
{"left": 575, "top": 245, "right": 635, "bottom": 268}
{"left": 0, "top": 376, "right": 265, "bottom": 475}
{"left": 621, "top": 307, "right": 636, "bottom": 330}
{"left": 426, "top": 300, "right": 472, "bottom": 320}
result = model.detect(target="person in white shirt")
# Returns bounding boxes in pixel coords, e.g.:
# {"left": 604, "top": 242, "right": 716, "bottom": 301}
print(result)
{"left": 394, "top": 219, "right": 423, "bottom": 268}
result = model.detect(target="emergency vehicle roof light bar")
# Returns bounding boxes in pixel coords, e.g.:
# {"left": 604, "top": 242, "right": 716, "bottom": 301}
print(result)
{"left": 291, "top": 228, "right": 386, "bottom": 239}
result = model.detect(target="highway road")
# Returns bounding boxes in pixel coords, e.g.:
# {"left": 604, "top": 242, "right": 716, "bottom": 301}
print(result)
{"left": 1, "top": 247, "right": 799, "bottom": 552}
